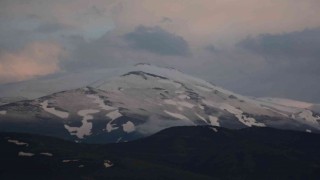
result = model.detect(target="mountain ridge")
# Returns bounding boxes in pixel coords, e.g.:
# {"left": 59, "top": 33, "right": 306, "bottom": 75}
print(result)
{"left": 1, "top": 126, "right": 320, "bottom": 180}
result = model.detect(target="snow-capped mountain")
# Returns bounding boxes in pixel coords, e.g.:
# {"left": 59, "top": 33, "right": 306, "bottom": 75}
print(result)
{"left": 0, "top": 64, "right": 319, "bottom": 143}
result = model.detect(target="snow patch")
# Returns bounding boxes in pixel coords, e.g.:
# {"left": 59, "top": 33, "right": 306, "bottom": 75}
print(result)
{"left": 106, "top": 110, "right": 122, "bottom": 132}
{"left": 116, "top": 137, "right": 122, "bottom": 143}
{"left": 258, "top": 97, "right": 313, "bottom": 109}
{"left": 122, "top": 121, "right": 135, "bottom": 133}
{"left": 178, "top": 101, "right": 194, "bottom": 108}
{"left": 18, "top": 152, "right": 34, "bottom": 157}
{"left": 220, "top": 104, "right": 266, "bottom": 127}
{"left": 104, "top": 160, "right": 113, "bottom": 168}
{"left": 164, "top": 99, "right": 176, "bottom": 106}
{"left": 8, "top": 139, "right": 28, "bottom": 146}
{"left": 210, "top": 127, "right": 218, "bottom": 132}
{"left": 195, "top": 85, "right": 212, "bottom": 92}
{"left": 164, "top": 110, "right": 190, "bottom": 121}
{"left": 163, "top": 99, "right": 194, "bottom": 109}
{"left": 87, "top": 94, "right": 116, "bottom": 111}
{"left": 209, "top": 116, "right": 220, "bottom": 126}
{"left": 178, "top": 94, "right": 190, "bottom": 100}
{"left": 40, "top": 100, "right": 69, "bottom": 119}
{"left": 195, "top": 113, "right": 207, "bottom": 122}
{"left": 106, "top": 110, "right": 122, "bottom": 120}
{"left": 40, "top": 152, "right": 53, "bottom": 156}
{"left": 306, "top": 129, "right": 312, "bottom": 133}
{"left": 64, "top": 109, "right": 100, "bottom": 139}
{"left": 0, "top": 110, "right": 7, "bottom": 115}
{"left": 298, "top": 110, "right": 320, "bottom": 125}
{"left": 175, "top": 90, "right": 184, "bottom": 94}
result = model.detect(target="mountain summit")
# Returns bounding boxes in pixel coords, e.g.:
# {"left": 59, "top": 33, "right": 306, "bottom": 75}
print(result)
{"left": 0, "top": 64, "right": 319, "bottom": 143}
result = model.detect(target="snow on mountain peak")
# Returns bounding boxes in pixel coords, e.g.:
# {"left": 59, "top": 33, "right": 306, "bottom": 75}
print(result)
{"left": 0, "top": 64, "right": 319, "bottom": 143}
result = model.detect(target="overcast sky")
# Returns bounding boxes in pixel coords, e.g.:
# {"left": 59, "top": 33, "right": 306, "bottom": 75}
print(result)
{"left": 1, "top": 0, "right": 320, "bottom": 102}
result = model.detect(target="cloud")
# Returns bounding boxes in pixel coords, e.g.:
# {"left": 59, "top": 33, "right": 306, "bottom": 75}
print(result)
{"left": 237, "top": 28, "right": 320, "bottom": 73}
{"left": 35, "top": 22, "right": 69, "bottom": 33}
{"left": 238, "top": 28, "right": 320, "bottom": 59}
{"left": 0, "top": 42, "right": 66, "bottom": 83}
{"left": 124, "top": 26, "right": 190, "bottom": 56}
{"left": 1, "top": 0, "right": 320, "bottom": 102}
{"left": 230, "top": 28, "right": 320, "bottom": 102}
{"left": 112, "top": 0, "right": 320, "bottom": 45}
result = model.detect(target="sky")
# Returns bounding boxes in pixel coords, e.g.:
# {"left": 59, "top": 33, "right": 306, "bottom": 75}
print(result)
{"left": 1, "top": 0, "right": 320, "bottom": 102}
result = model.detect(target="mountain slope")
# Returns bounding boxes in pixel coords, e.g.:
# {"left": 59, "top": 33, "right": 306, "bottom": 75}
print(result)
{"left": 1, "top": 126, "right": 320, "bottom": 180}
{"left": 0, "top": 64, "right": 320, "bottom": 143}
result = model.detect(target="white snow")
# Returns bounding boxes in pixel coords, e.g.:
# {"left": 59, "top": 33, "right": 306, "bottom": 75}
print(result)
{"left": 8, "top": 139, "right": 28, "bottom": 146}
{"left": 178, "top": 101, "right": 194, "bottom": 108}
{"left": 40, "top": 100, "right": 69, "bottom": 119}
{"left": 106, "top": 110, "right": 122, "bottom": 132}
{"left": 104, "top": 160, "right": 113, "bottom": 168}
{"left": 164, "top": 110, "right": 190, "bottom": 121}
{"left": 164, "top": 99, "right": 176, "bottom": 106}
{"left": 202, "top": 100, "right": 218, "bottom": 108}
{"left": 3, "top": 64, "right": 320, "bottom": 137}
{"left": 40, "top": 152, "right": 53, "bottom": 156}
{"left": 298, "top": 110, "right": 320, "bottom": 125}
{"left": 87, "top": 94, "right": 116, "bottom": 111}
{"left": 219, "top": 104, "right": 266, "bottom": 127}
{"left": 178, "top": 94, "right": 190, "bottom": 100}
{"left": 195, "top": 85, "right": 212, "bottom": 92}
{"left": 306, "top": 129, "right": 312, "bottom": 133}
{"left": 209, "top": 116, "right": 220, "bottom": 126}
{"left": 163, "top": 99, "right": 194, "bottom": 109}
{"left": 106, "top": 123, "right": 119, "bottom": 132}
{"left": 18, "top": 152, "right": 34, "bottom": 157}
{"left": 106, "top": 110, "right": 122, "bottom": 120}
{"left": 64, "top": 109, "right": 100, "bottom": 139}
{"left": 258, "top": 97, "right": 313, "bottom": 109}
{"left": 195, "top": 113, "right": 207, "bottom": 122}
{"left": 116, "top": 137, "right": 122, "bottom": 143}
{"left": 122, "top": 121, "right": 135, "bottom": 133}
{"left": 210, "top": 127, "right": 218, "bottom": 132}
{"left": 0, "top": 110, "right": 6, "bottom": 115}
{"left": 175, "top": 90, "right": 184, "bottom": 94}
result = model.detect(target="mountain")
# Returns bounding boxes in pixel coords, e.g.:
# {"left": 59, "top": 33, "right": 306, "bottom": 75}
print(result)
{"left": 0, "top": 64, "right": 320, "bottom": 143}
{"left": 1, "top": 126, "right": 320, "bottom": 180}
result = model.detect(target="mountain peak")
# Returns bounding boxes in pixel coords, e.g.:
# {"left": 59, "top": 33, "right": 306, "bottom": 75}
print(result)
{"left": 0, "top": 64, "right": 319, "bottom": 143}
{"left": 121, "top": 71, "right": 169, "bottom": 80}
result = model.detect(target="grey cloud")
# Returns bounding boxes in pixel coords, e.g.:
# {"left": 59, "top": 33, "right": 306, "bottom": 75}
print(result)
{"left": 35, "top": 22, "right": 69, "bottom": 33}
{"left": 61, "top": 32, "right": 131, "bottom": 71}
{"left": 238, "top": 28, "right": 320, "bottom": 60}
{"left": 231, "top": 28, "right": 320, "bottom": 102}
{"left": 124, "top": 26, "right": 191, "bottom": 56}
{"left": 236, "top": 28, "right": 320, "bottom": 75}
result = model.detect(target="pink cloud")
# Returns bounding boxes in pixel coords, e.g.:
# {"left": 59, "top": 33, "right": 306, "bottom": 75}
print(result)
{"left": 0, "top": 42, "right": 66, "bottom": 83}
